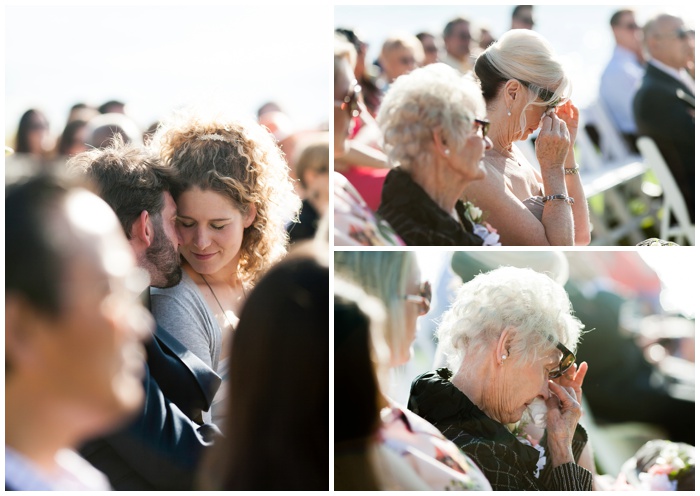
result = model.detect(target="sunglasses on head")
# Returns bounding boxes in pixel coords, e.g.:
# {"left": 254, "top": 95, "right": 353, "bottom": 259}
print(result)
{"left": 334, "top": 82, "right": 362, "bottom": 117}
{"left": 404, "top": 281, "right": 432, "bottom": 316}
{"left": 548, "top": 340, "right": 576, "bottom": 379}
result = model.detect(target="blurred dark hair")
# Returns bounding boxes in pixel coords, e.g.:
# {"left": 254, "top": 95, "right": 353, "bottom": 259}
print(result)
{"left": 98, "top": 99, "right": 125, "bottom": 114}
{"left": 67, "top": 135, "right": 180, "bottom": 239}
{"left": 335, "top": 27, "right": 364, "bottom": 54}
{"left": 610, "top": 9, "right": 635, "bottom": 27}
{"left": 443, "top": 16, "right": 470, "bottom": 38}
{"left": 15, "top": 109, "right": 48, "bottom": 154}
{"left": 512, "top": 5, "right": 533, "bottom": 19}
{"left": 200, "top": 256, "right": 329, "bottom": 490}
{"left": 474, "top": 53, "right": 507, "bottom": 102}
{"left": 58, "top": 119, "right": 88, "bottom": 156}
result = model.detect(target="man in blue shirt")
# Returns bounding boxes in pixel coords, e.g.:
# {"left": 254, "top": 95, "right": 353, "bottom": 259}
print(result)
{"left": 599, "top": 9, "right": 645, "bottom": 150}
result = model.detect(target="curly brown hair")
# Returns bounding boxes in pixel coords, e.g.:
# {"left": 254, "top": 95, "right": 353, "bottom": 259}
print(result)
{"left": 153, "top": 113, "right": 301, "bottom": 283}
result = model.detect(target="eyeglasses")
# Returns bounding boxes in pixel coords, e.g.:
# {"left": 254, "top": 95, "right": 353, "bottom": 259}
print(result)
{"left": 403, "top": 281, "right": 432, "bottom": 316}
{"left": 474, "top": 118, "right": 490, "bottom": 138}
{"left": 675, "top": 28, "right": 691, "bottom": 39}
{"left": 334, "top": 82, "right": 361, "bottom": 118}
{"left": 548, "top": 341, "right": 576, "bottom": 379}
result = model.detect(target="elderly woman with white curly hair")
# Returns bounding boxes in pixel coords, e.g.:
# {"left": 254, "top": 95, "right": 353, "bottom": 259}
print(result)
{"left": 376, "top": 63, "right": 499, "bottom": 246}
{"left": 408, "top": 266, "right": 593, "bottom": 491}
{"left": 464, "top": 29, "right": 590, "bottom": 246}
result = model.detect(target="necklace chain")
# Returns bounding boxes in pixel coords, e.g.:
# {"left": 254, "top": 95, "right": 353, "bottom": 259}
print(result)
{"left": 200, "top": 273, "right": 242, "bottom": 331}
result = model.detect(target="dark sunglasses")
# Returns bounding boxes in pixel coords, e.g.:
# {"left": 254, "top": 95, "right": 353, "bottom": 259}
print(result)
{"left": 619, "top": 22, "right": 640, "bottom": 31}
{"left": 404, "top": 281, "right": 432, "bottom": 316}
{"left": 675, "top": 28, "right": 691, "bottom": 39}
{"left": 516, "top": 79, "right": 560, "bottom": 107}
{"left": 334, "top": 82, "right": 362, "bottom": 118}
{"left": 549, "top": 341, "right": 576, "bottom": 379}
{"left": 474, "top": 118, "right": 490, "bottom": 138}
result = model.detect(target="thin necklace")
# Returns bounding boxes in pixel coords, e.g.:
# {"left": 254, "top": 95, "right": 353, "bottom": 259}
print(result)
{"left": 200, "top": 273, "right": 245, "bottom": 331}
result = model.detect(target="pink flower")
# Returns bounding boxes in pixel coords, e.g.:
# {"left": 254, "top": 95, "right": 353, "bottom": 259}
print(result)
{"left": 648, "top": 463, "right": 674, "bottom": 475}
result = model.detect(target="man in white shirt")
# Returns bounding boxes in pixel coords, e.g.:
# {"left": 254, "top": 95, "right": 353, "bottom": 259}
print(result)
{"left": 442, "top": 17, "right": 476, "bottom": 75}
{"left": 5, "top": 172, "right": 151, "bottom": 490}
{"left": 633, "top": 13, "right": 694, "bottom": 222}
{"left": 599, "top": 9, "right": 645, "bottom": 149}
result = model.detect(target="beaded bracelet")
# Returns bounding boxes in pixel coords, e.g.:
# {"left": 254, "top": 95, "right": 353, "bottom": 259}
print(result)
{"left": 542, "top": 194, "right": 575, "bottom": 205}
{"left": 564, "top": 166, "right": 580, "bottom": 175}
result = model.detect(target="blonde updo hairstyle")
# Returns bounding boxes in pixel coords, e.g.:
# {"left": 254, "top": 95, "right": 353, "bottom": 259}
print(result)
{"left": 154, "top": 114, "right": 301, "bottom": 283}
{"left": 474, "top": 29, "right": 572, "bottom": 137}
{"left": 436, "top": 266, "right": 584, "bottom": 373}
{"left": 377, "top": 63, "right": 486, "bottom": 170}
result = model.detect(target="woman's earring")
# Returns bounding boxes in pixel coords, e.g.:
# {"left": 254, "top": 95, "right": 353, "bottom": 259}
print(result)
{"left": 444, "top": 149, "right": 450, "bottom": 155}
{"left": 507, "top": 109, "right": 512, "bottom": 117}
{"left": 501, "top": 354, "right": 507, "bottom": 364}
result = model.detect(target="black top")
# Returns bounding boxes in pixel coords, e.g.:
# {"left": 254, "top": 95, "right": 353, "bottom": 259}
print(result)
{"left": 377, "top": 167, "right": 484, "bottom": 246}
{"left": 633, "top": 63, "right": 695, "bottom": 222}
{"left": 408, "top": 368, "right": 593, "bottom": 491}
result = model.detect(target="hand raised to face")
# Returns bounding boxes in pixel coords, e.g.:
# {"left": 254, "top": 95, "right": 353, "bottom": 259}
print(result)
{"left": 535, "top": 110, "right": 570, "bottom": 169}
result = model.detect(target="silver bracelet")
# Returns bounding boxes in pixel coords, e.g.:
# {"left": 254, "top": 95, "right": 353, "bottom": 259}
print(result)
{"left": 542, "top": 194, "right": 575, "bottom": 205}
{"left": 564, "top": 166, "right": 580, "bottom": 175}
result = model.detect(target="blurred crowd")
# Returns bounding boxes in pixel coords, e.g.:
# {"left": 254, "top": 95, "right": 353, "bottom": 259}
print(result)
{"left": 334, "top": 6, "right": 694, "bottom": 246}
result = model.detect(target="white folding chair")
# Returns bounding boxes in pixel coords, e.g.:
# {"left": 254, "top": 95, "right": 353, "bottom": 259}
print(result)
{"left": 636, "top": 137, "right": 695, "bottom": 245}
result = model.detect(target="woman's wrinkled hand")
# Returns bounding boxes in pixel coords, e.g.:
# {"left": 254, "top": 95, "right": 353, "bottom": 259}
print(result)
{"left": 545, "top": 380, "right": 582, "bottom": 467}
{"left": 553, "top": 361, "right": 588, "bottom": 406}
{"left": 535, "top": 110, "right": 570, "bottom": 170}
{"left": 554, "top": 100, "right": 579, "bottom": 145}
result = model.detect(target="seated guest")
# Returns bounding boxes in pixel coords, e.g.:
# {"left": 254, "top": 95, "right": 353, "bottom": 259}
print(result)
{"left": 150, "top": 113, "right": 301, "bottom": 426}
{"left": 85, "top": 112, "right": 142, "bottom": 149}
{"left": 633, "top": 13, "right": 695, "bottom": 223}
{"left": 335, "top": 252, "right": 492, "bottom": 490}
{"left": 14, "top": 108, "right": 51, "bottom": 160}
{"left": 599, "top": 9, "right": 645, "bottom": 150}
{"left": 197, "top": 252, "right": 329, "bottom": 490}
{"left": 409, "top": 266, "right": 592, "bottom": 490}
{"left": 442, "top": 17, "right": 477, "bottom": 75}
{"left": 466, "top": 29, "right": 590, "bottom": 245}
{"left": 68, "top": 138, "right": 222, "bottom": 489}
{"left": 376, "top": 63, "right": 498, "bottom": 246}
{"left": 377, "top": 34, "right": 423, "bottom": 88}
{"left": 416, "top": 31, "right": 440, "bottom": 66}
{"left": 6, "top": 172, "right": 151, "bottom": 490}
{"left": 288, "top": 135, "right": 329, "bottom": 243}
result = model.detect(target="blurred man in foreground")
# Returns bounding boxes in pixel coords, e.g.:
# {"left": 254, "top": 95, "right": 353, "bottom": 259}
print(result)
{"left": 5, "top": 172, "right": 151, "bottom": 490}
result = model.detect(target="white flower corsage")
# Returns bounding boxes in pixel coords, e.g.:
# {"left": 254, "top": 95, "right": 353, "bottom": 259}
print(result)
{"left": 463, "top": 200, "right": 501, "bottom": 246}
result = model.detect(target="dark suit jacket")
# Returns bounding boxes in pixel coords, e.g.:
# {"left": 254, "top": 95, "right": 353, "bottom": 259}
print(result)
{"left": 633, "top": 62, "right": 695, "bottom": 222}
{"left": 79, "top": 290, "right": 223, "bottom": 490}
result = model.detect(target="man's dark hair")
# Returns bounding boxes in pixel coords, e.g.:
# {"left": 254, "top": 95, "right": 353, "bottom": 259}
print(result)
{"left": 67, "top": 136, "right": 179, "bottom": 238}
{"left": 98, "top": 99, "right": 125, "bottom": 114}
{"left": 512, "top": 5, "right": 533, "bottom": 19}
{"left": 6, "top": 172, "right": 85, "bottom": 315}
{"left": 443, "top": 17, "right": 470, "bottom": 39}
{"left": 610, "top": 9, "right": 634, "bottom": 27}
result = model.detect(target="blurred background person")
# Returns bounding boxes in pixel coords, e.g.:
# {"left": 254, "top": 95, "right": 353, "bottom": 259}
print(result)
{"left": 377, "top": 33, "right": 424, "bottom": 89}
{"left": 98, "top": 99, "right": 126, "bottom": 115}
{"left": 442, "top": 16, "right": 476, "bottom": 75}
{"left": 510, "top": 5, "right": 535, "bottom": 30}
{"left": 85, "top": 112, "right": 143, "bottom": 150}
{"left": 66, "top": 102, "right": 99, "bottom": 124}
{"left": 197, "top": 252, "right": 329, "bottom": 490}
{"left": 416, "top": 31, "right": 440, "bottom": 66}
{"left": 477, "top": 25, "right": 497, "bottom": 50}
{"left": 6, "top": 172, "right": 151, "bottom": 490}
{"left": 599, "top": 9, "right": 645, "bottom": 151}
{"left": 335, "top": 252, "right": 492, "bottom": 491}
{"left": 14, "top": 108, "right": 52, "bottom": 160}
{"left": 56, "top": 119, "right": 89, "bottom": 158}
{"left": 633, "top": 13, "right": 695, "bottom": 223}
{"left": 467, "top": 29, "right": 590, "bottom": 246}
{"left": 288, "top": 134, "right": 329, "bottom": 244}
{"left": 377, "top": 63, "right": 496, "bottom": 246}
{"left": 686, "top": 29, "right": 695, "bottom": 79}
{"left": 335, "top": 27, "right": 383, "bottom": 118}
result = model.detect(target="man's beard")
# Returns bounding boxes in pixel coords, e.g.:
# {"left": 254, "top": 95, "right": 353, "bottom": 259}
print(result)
{"left": 146, "top": 222, "right": 182, "bottom": 288}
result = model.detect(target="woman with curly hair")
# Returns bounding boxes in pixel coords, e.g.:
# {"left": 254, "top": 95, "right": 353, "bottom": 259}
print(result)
{"left": 150, "top": 114, "right": 301, "bottom": 426}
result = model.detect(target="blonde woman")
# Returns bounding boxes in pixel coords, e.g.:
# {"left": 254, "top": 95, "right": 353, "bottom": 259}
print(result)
{"left": 334, "top": 251, "right": 492, "bottom": 490}
{"left": 466, "top": 29, "right": 590, "bottom": 245}
{"left": 150, "top": 114, "right": 301, "bottom": 425}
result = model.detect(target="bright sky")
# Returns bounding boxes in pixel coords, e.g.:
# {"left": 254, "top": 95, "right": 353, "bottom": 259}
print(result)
{"left": 5, "top": 5, "right": 330, "bottom": 142}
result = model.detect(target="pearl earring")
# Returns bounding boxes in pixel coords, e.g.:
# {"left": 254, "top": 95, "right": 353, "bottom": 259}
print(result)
{"left": 501, "top": 354, "right": 507, "bottom": 360}
{"left": 507, "top": 109, "right": 512, "bottom": 117}
{"left": 444, "top": 149, "right": 450, "bottom": 155}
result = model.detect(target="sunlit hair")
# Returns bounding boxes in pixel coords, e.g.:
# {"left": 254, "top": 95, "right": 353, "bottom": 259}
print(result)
{"left": 436, "top": 266, "right": 584, "bottom": 372}
{"left": 379, "top": 33, "right": 425, "bottom": 66}
{"left": 295, "top": 134, "right": 329, "bottom": 189}
{"left": 334, "top": 251, "right": 416, "bottom": 366}
{"left": 152, "top": 113, "right": 301, "bottom": 283}
{"left": 475, "top": 29, "right": 572, "bottom": 135}
{"left": 377, "top": 63, "right": 486, "bottom": 169}
{"left": 334, "top": 34, "right": 357, "bottom": 86}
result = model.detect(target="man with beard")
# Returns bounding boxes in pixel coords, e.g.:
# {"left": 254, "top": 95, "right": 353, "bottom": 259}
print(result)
{"left": 68, "top": 137, "right": 222, "bottom": 490}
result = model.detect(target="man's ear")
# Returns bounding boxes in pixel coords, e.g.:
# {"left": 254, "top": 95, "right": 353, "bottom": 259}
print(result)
{"left": 243, "top": 204, "right": 257, "bottom": 229}
{"left": 130, "top": 210, "right": 153, "bottom": 250}
{"left": 5, "top": 295, "right": 45, "bottom": 374}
